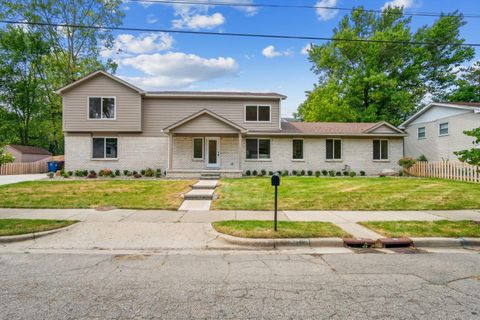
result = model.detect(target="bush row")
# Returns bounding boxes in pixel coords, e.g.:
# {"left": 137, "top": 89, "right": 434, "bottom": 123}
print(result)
{"left": 48, "top": 168, "right": 163, "bottom": 179}
{"left": 244, "top": 170, "right": 366, "bottom": 177}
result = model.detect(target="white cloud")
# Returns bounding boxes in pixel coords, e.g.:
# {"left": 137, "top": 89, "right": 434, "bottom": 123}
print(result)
{"left": 262, "top": 45, "right": 292, "bottom": 58}
{"left": 382, "top": 0, "right": 415, "bottom": 10}
{"left": 118, "top": 52, "right": 238, "bottom": 89}
{"left": 147, "top": 14, "right": 158, "bottom": 24}
{"left": 172, "top": 12, "right": 225, "bottom": 29}
{"left": 301, "top": 43, "right": 313, "bottom": 55}
{"left": 316, "top": 0, "right": 339, "bottom": 21}
{"left": 100, "top": 33, "right": 173, "bottom": 58}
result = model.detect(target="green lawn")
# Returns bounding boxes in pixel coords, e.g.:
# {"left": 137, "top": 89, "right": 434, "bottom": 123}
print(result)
{"left": 212, "top": 177, "right": 480, "bottom": 211}
{"left": 212, "top": 220, "right": 350, "bottom": 238}
{"left": 0, "top": 219, "right": 77, "bottom": 236}
{"left": 0, "top": 180, "right": 194, "bottom": 210}
{"left": 360, "top": 220, "right": 480, "bottom": 238}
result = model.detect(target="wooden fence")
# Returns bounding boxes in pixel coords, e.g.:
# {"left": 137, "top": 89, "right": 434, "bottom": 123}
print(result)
{"left": 407, "top": 161, "right": 479, "bottom": 183}
{"left": 0, "top": 161, "right": 48, "bottom": 175}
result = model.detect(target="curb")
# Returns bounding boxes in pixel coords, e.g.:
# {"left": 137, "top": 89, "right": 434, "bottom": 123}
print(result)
{"left": 214, "top": 232, "right": 344, "bottom": 249}
{"left": 412, "top": 237, "right": 480, "bottom": 248}
{"left": 0, "top": 223, "right": 78, "bottom": 243}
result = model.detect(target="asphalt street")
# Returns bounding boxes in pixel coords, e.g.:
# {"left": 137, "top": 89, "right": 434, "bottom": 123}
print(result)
{"left": 1, "top": 250, "right": 479, "bottom": 319}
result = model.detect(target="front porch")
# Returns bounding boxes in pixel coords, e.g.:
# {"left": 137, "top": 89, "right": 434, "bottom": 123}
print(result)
{"left": 163, "top": 109, "right": 246, "bottom": 178}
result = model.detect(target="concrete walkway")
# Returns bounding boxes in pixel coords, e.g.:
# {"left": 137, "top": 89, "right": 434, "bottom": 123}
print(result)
{"left": 179, "top": 179, "right": 219, "bottom": 211}
{"left": 0, "top": 174, "right": 46, "bottom": 186}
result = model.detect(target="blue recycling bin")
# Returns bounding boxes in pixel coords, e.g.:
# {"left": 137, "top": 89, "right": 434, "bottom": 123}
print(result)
{"left": 47, "top": 161, "right": 58, "bottom": 173}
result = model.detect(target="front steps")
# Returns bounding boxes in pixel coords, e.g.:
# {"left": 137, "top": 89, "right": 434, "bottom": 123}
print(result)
{"left": 179, "top": 178, "right": 219, "bottom": 211}
{"left": 199, "top": 173, "right": 220, "bottom": 180}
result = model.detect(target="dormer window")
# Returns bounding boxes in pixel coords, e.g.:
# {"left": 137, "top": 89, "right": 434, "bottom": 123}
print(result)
{"left": 89, "top": 97, "right": 116, "bottom": 119}
{"left": 245, "top": 105, "right": 270, "bottom": 122}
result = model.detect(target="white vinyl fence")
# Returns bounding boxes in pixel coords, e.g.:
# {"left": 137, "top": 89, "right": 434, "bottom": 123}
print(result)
{"left": 407, "top": 161, "right": 479, "bottom": 183}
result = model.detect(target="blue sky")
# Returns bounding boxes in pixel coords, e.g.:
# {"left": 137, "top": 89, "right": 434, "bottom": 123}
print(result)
{"left": 108, "top": 0, "right": 480, "bottom": 117}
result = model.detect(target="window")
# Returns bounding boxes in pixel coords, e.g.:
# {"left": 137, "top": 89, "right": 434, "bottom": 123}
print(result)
{"left": 245, "top": 105, "right": 270, "bottom": 122}
{"left": 439, "top": 122, "right": 449, "bottom": 136}
{"left": 92, "top": 138, "right": 117, "bottom": 159}
{"left": 193, "top": 138, "right": 204, "bottom": 159}
{"left": 417, "top": 127, "right": 426, "bottom": 139}
{"left": 326, "top": 139, "right": 341, "bottom": 160}
{"left": 373, "top": 139, "right": 389, "bottom": 160}
{"left": 246, "top": 139, "right": 271, "bottom": 159}
{"left": 89, "top": 97, "right": 116, "bottom": 119}
{"left": 292, "top": 139, "right": 303, "bottom": 160}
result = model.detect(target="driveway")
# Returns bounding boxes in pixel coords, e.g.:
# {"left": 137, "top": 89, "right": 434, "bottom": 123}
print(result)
{"left": 0, "top": 174, "right": 46, "bottom": 186}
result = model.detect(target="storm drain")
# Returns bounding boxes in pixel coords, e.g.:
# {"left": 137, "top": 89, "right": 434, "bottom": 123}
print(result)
{"left": 377, "top": 237, "right": 413, "bottom": 248}
{"left": 343, "top": 238, "right": 376, "bottom": 248}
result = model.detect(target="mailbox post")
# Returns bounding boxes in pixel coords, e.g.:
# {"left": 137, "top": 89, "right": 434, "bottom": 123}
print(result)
{"left": 271, "top": 173, "right": 280, "bottom": 232}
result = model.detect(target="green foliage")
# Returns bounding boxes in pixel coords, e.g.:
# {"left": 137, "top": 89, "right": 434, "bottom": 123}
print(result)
{"left": 443, "top": 61, "right": 480, "bottom": 102}
{"left": 417, "top": 154, "right": 428, "bottom": 162}
{"left": 349, "top": 171, "right": 357, "bottom": 177}
{"left": 298, "top": 7, "right": 474, "bottom": 125}
{"left": 454, "top": 127, "right": 480, "bottom": 166}
{"left": 144, "top": 168, "right": 155, "bottom": 177}
{"left": 315, "top": 170, "right": 321, "bottom": 177}
{"left": 398, "top": 157, "right": 417, "bottom": 169}
{"left": 0, "top": 147, "right": 15, "bottom": 165}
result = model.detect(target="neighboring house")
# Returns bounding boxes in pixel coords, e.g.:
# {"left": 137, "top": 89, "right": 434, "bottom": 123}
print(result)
{"left": 400, "top": 102, "right": 480, "bottom": 161}
{"left": 56, "top": 71, "right": 406, "bottom": 177}
{"left": 4, "top": 144, "right": 52, "bottom": 163}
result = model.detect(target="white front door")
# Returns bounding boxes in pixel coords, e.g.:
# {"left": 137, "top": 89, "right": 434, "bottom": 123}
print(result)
{"left": 205, "top": 137, "right": 220, "bottom": 168}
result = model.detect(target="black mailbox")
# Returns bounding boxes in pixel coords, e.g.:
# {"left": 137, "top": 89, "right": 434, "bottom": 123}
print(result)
{"left": 271, "top": 173, "right": 280, "bottom": 186}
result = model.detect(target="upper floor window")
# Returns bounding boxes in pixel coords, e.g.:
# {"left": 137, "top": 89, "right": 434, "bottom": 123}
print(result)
{"left": 292, "top": 139, "right": 303, "bottom": 160}
{"left": 92, "top": 137, "right": 117, "bottom": 159}
{"left": 417, "top": 127, "right": 426, "bottom": 139}
{"left": 89, "top": 97, "right": 116, "bottom": 119}
{"left": 438, "top": 122, "right": 449, "bottom": 136}
{"left": 373, "top": 139, "right": 389, "bottom": 160}
{"left": 246, "top": 138, "right": 271, "bottom": 159}
{"left": 245, "top": 105, "right": 270, "bottom": 122}
{"left": 326, "top": 139, "right": 342, "bottom": 160}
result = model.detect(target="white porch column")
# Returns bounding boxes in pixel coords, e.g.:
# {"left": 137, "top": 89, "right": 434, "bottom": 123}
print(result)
{"left": 168, "top": 134, "right": 173, "bottom": 170}
{"left": 238, "top": 133, "right": 242, "bottom": 172}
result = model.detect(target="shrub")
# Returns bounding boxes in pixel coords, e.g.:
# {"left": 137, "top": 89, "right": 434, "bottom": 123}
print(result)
{"left": 133, "top": 173, "right": 142, "bottom": 179}
{"left": 123, "top": 170, "right": 130, "bottom": 176}
{"left": 398, "top": 157, "right": 416, "bottom": 169}
{"left": 252, "top": 170, "right": 258, "bottom": 176}
{"left": 335, "top": 171, "right": 342, "bottom": 176}
{"left": 140, "top": 169, "right": 146, "bottom": 175}
{"left": 132, "top": 170, "right": 138, "bottom": 175}
{"left": 343, "top": 171, "right": 349, "bottom": 176}
{"left": 379, "top": 174, "right": 386, "bottom": 178}
{"left": 155, "top": 171, "right": 162, "bottom": 178}
{"left": 292, "top": 170, "right": 297, "bottom": 176}
{"left": 74, "top": 170, "right": 84, "bottom": 177}
{"left": 300, "top": 170, "right": 306, "bottom": 176}
{"left": 60, "top": 169, "right": 66, "bottom": 176}
{"left": 268, "top": 171, "right": 274, "bottom": 176}
{"left": 360, "top": 170, "right": 366, "bottom": 176}
{"left": 67, "top": 171, "right": 73, "bottom": 176}
{"left": 245, "top": 170, "right": 251, "bottom": 176}
{"left": 47, "top": 172, "right": 54, "bottom": 178}
{"left": 260, "top": 169, "right": 267, "bottom": 176}
{"left": 349, "top": 171, "right": 356, "bottom": 177}
{"left": 322, "top": 170, "right": 328, "bottom": 176}
{"left": 87, "top": 171, "right": 97, "bottom": 178}
{"left": 99, "top": 169, "right": 112, "bottom": 177}
{"left": 399, "top": 170, "right": 404, "bottom": 176}
{"left": 315, "top": 170, "right": 321, "bottom": 177}
{"left": 109, "top": 172, "right": 116, "bottom": 178}
{"left": 115, "top": 169, "right": 121, "bottom": 176}
{"left": 282, "top": 170, "right": 289, "bottom": 177}
{"left": 328, "top": 170, "right": 335, "bottom": 177}
{"left": 144, "top": 168, "right": 155, "bottom": 177}
{"left": 307, "top": 170, "right": 313, "bottom": 176}
{"left": 83, "top": 170, "right": 88, "bottom": 176}
{"left": 417, "top": 154, "right": 428, "bottom": 162}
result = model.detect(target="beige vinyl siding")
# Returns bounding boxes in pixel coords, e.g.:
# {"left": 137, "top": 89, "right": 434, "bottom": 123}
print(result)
{"left": 142, "top": 98, "right": 280, "bottom": 136}
{"left": 171, "top": 114, "right": 240, "bottom": 134}
{"left": 62, "top": 74, "right": 142, "bottom": 132}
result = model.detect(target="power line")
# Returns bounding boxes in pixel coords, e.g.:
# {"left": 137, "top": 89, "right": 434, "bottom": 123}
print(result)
{"left": 126, "top": 0, "right": 480, "bottom": 19}
{"left": 2, "top": 19, "right": 479, "bottom": 47}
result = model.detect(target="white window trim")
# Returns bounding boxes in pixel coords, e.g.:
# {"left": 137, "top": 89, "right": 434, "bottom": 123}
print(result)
{"left": 292, "top": 138, "right": 304, "bottom": 161}
{"left": 245, "top": 138, "right": 272, "bottom": 161}
{"left": 244, "top": 105, "right": 272, "bottom": 123}
{"left": 417, "top": 127, "right": 426, "bottom": 140}
{"left": 91, "top": 137, "right": 118, "bottom": 160}
{"left": 438, "top": 122, "right": 449, "bottom": 136}
{"left": 325, "top": 138, "right": 342, "bottom": 161}
{"left": 192, "top": 137, "right": 204, "bottom": 161}
{"left": 87, "top": 96, "right": 117, "bottom": 120}
{"left": 373, "top": 139, "right": 389, "bottom": 161}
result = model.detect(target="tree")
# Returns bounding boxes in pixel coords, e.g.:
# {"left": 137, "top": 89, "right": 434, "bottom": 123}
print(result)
{"left": 0, "top": 0, "right": 124, "bottom": 154}
{"left": 443, "top": 61, "right": 480, "bottom": 102}
{"left": 0, "top": 27, "right": 50, "bottom": 147}
{"left": 0, "top": 147, "right": 15, "bottom": 165}
{"left": 299, "top": 7, "right": 474, "bottom": 125}
{"left": 454, "top": 128, "right": 480, "bottom": 166}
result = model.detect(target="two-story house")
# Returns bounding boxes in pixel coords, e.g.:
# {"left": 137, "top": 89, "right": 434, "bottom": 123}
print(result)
{"left": 57, "top": 71, "right": 406, "bottom": 177}
{"left": 400, "top": 102, "right": 480, "bottom": 161}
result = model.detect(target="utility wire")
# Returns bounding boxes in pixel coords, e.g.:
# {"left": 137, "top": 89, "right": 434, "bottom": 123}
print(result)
{"left": 126, "top": 0, "right": 480, "bottom": 19}
{"left": 2, "top": 19, "right": 479, "bottom": 47}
